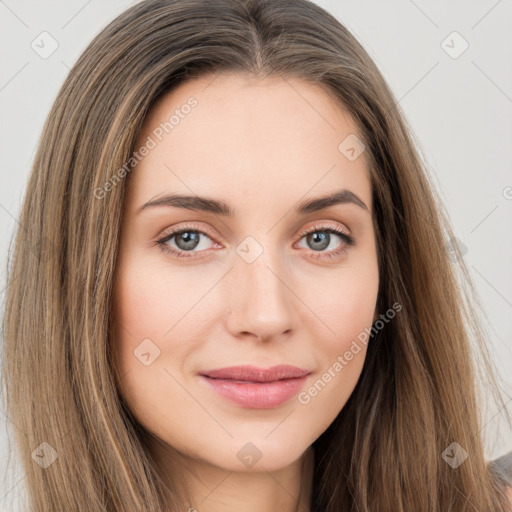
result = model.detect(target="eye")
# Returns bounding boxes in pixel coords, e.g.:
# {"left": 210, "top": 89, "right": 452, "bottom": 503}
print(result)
{"left": 296, "top": 224, "right": 354, "bottom": 259}
{"left": 155, "top": 222, "right": 355, "bottom": 260}
{"left": 156, "top": 223, "right": 218, "bottom": 259}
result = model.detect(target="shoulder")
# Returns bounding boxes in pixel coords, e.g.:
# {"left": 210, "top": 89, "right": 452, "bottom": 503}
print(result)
{"left": 488, "top": 451, "right": 512, "bottom": 508}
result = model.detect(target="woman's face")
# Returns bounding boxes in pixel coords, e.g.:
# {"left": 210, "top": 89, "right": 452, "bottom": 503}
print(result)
{"left": 112, "top": 72, "right": 379, "bottom": 473}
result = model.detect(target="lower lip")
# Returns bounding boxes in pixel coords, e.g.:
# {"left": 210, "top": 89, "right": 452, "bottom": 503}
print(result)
{"left": 199, "top": 375, "right": 309, "bottom": 409}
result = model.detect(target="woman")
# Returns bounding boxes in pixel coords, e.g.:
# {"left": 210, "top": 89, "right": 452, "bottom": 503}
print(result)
{"left": 2, "top": 0, "right": 511, "bottom": 510}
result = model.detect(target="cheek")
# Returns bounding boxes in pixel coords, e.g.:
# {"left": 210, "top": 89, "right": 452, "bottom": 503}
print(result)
{"left": 111, "top": 251, "right": 218, "bottom": 401}
{"left": 309, "top": 259, "right": 379, "bottom": 346}
{"left": 111, "top": 254, "right": 172, "bottom": 390}
{"left": 112, "top": 249, "right": 209, "bottom": 340}
{"left": 110, "top": 257, "right": 195, "bottom": 438}
{"left": 296, "top": 262, "right": 378, "bottom": 427}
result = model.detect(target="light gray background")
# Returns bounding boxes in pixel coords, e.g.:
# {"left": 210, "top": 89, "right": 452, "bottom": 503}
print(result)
{"left": 1, "top": 0, "right": 511, "bottom": 509}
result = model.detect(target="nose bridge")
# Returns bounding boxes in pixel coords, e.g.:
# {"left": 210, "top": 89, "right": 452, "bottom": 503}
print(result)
{"left": 225, "top": 233, "right": 296, "bottom": 337}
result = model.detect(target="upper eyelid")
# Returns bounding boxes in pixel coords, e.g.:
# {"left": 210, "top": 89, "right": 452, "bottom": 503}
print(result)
{"left": 157, "top": 221, "right": 352, "bottom": 251}
{"left": 159, "top": 220, "right": 351, "bottom": 241}
{"left": 159, "top": 223, "right": 217, "bottom": 242}
{"left": 300, "top": 223, "right": 350, "bottom": 236}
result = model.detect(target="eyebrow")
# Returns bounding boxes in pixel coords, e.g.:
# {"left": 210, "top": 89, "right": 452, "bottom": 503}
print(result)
{"left": 137, "top": 188, "right": 369, "bottom": 216}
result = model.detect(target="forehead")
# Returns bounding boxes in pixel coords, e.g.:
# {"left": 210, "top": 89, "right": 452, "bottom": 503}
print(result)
{"left": 126, "top": 72, "right": 371, "bottom": 215}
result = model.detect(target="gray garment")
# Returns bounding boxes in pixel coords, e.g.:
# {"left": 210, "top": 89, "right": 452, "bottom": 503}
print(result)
{"left": 489, "top": 451, "right": 512, "bottom": 498}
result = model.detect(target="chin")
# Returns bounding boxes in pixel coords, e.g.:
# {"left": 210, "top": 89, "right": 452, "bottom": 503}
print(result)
{"left": 204, "top": 437, "right": 309, "bottom": 473}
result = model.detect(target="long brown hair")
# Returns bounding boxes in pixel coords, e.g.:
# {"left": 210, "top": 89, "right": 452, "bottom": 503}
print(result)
{"left": 2, "top": 0, "right": 510, "bottom": 510}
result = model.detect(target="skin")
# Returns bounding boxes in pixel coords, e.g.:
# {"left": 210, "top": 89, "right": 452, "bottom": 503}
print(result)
{"left": 112, "top": 72, "right": 380, "bottom": 512}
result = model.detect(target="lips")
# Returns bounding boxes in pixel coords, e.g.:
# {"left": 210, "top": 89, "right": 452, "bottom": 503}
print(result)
{"left": 199, "top": 364, "right": 310, "bottom": 382}
{"left": 198, "top": 365, "right": 311, "bottom": 409}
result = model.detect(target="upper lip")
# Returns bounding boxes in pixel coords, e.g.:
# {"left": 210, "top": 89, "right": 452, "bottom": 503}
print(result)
{"left": 199, "top": 365, "right": 310, "bottom": 382}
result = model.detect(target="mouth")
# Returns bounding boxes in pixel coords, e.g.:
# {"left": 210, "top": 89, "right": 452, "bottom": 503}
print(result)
{"left": 199, "top": 364, "right": 310, "bottom": 382}
{"left": 198, "top": 365, "right": 311, "bottom": 409}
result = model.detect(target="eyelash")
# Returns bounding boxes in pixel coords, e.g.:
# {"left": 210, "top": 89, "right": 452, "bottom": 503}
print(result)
{"left": 155, "top": 222, "right": 355, "bottom": 260}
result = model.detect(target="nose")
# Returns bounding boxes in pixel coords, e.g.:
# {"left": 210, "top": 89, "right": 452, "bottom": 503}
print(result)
{"left": 224, "top": 243, "right": 298, "bottom": 342}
